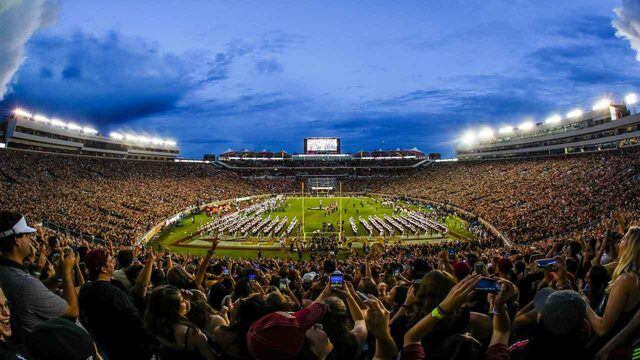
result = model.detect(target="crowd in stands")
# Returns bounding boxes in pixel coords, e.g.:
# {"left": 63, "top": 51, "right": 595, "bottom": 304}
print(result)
{"left": 0, "top": 208, "right": 638, "bottom": 359}
{"left": 0, "top": 150, "right": 257, "bottom": 245}
{"left": 220, "top": 158, "right": 423, "bottom": 168}
{"left": 376, "top": 147, "right": 640, "bottom": 245}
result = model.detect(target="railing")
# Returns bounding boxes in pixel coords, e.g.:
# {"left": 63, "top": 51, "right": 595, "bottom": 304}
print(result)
{"left": 42, "top": 219, "right": 107, "bottom": 244}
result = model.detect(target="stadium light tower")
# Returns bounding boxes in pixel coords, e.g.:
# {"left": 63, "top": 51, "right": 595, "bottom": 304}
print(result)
{"left": 110, "top": 132, "right": 124, "bottom": 140}
{"left": 518, "top": 121, "right": 535, "bottom": 131}
{"left": 544, "top": 114, "right": 562, "bottom": 125}
{"left": 478, "top": 127, "right": 494, "bottom": 141}
{"left": 461, "top": 131, "right": 477, "bottom": 147}
{"left": 592, "top": 99, "right": 611, "bottom": 111}
{"left": 13, "top": 108, "right": 32, "bottom": 118}
{"left": 33, "top": 114, "right": 50, "bottom": 123}
{"left": 498, "top": 126, "right": 513, "bottom": 135}
{"left": 50, "top": 118, "right": 66, "bottom": 127}
{"left": 566, "top": 109, "right": 583, "bottom": 119}
{"left": 625, "top": 93, "right": 638, "bottom": 114}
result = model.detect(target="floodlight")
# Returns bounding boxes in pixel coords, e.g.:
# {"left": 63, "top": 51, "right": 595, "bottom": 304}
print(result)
{"left": 151, "top": 138, "right": 163, "bottom": 145}
{"left": 478, "top": 127, "right": 494, "bottom": 140}
{"left": 461, "top": 131, "right": 476, "bottom": 146}
{"left": 50, "top": 118, "right": 66, "bottom": 127}
{"left": 110, "top": 132, "right": 124, "bottom": 140}
{"left": 592, "top": 99, "right": 611, "bottom": 111}
{"left": 138, "top": 136, "right": 151, "bottom": 143}
{"left": 13, "top": 108, "right": 32, "bottom": 118}
{"left": 33, "top": 114, "right": 50, "bottom": 123}
{"left": 625, "top": 93, "right": 638, "bottom": 105}
{"left": 125, "top": 134, "right": 139, "bottom": 141}
{"left": 83, "top": 127, "right": 98, "bottom": 135}
{"left": 66, "top": 123, "right": 82, "bottom": 131}
{"left": 498, "top": 126, "right": 513, "bottom": 134}
{"left": 518, "top": 121, "right": 535, "bottom": 131}
{"left": 544, "top": 114, "right": 562, "bottom": 125}
{"left": 165, "top": 140, "right": 177, "bottom": 147}
{"left": 566, "top": 109, "right": 583, "bottom": 118}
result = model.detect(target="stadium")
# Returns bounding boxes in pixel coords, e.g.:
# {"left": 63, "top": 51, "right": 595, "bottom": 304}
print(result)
{"left": 1, "top": 2, "right": 640, "bottom": 360}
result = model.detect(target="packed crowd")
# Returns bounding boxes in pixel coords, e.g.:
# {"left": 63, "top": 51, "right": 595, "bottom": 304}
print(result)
{"left": 221, "top": 158, "right": 423, "bottom": 168}
{"left": 0, "top": 150, "right": 257, "bottom": 245}
{"left": 0, "top": 209, "right": 638, "bottom": 359}
{"left": 376, "top": 147, "right": 640, "bottom": 244}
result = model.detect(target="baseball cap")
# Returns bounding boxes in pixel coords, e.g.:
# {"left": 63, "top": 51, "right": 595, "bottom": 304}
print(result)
{"left": 302, "top": 271, "right": 317, "bottom": 283}
{"left": 452, "top": 261, "right": 471, "bottom": 280}
{"left": 25, "top": 318, "right": 98, "bottom": 360}
{"left": 0, "top": 213, "right": 36, "bottom": 239}
{"left": 247, "top": 302, "right": 327, "bottom": 359}
{"left": 539, "top": 290, "right": 587, "bottom": 335}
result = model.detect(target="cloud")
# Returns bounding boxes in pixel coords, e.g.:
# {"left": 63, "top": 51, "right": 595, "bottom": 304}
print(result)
{"left": 613, "top": 0, "right": 640, "bottom": 61}
{"left": 0, "top": 0, "right": 59, "bottom": 99}
{"left": 255, "top": 58, "right": 283, "bottom": 74}
{"left": 0, "top": 30, "right": 194, "bottom": 126}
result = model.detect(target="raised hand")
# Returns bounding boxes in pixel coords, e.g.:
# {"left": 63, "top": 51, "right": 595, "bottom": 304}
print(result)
{"left": 365, "top": 296, "right": 391, "bottom": 339}
{"left": 439, "top": 274, "right": 480, "bottom": 314}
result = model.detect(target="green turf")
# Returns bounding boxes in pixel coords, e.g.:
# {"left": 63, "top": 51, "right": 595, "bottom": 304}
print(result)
{"left": 153, "top": 196, "right": 475, "bottom": 258}
{"left": 263, "top": 197, "right": 394, "bottom": 236}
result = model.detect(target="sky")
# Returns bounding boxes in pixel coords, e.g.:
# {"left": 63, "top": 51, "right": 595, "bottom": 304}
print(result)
{"left": 2, "top": 0, "right": 640, "bottom": 158}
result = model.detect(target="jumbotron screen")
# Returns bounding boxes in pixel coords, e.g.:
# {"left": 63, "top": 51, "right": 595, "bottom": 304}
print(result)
{"left": 304, "top": 137, "right": 340, "bottom": 154}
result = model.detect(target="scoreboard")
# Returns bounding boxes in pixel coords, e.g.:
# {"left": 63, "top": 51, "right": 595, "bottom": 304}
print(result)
{"left": 304, "top": 137, "right": 340, "bottom": 154}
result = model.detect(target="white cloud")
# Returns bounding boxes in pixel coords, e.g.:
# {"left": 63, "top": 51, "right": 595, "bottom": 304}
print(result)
{"left": 0, "top": 0, "right": 59, "bottom": 99}
{"left": 613, "top": 0, "right": 640, "bottom": 61}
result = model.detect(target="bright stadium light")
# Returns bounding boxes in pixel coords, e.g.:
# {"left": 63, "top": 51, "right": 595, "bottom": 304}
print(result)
{"left": 592, "top": 99, "right": 611, "bottom": 111}
{"left": 33, "top": 114, "right": 50, "bottom": 123}
{"left": 498, "top": 126, "right": 514, "bottom": 134}
{"left": 625, "top": 93, "right": 638, "bottom": 105}
{"left": 83, "top": 127, "right": 98, "bottom": 135}
{"left": 66, "top": 123, "right": 82, "bottom": 131}
{"left": 138, "top": 136, "right": 151, "bottom": 143}
{"left": 478, "top": 127, "right": 494, "bottom": 140}
{"left": 566, "top": 109, "right": 583, "bottom": 118}
{"left": 518, "top": 121, "right": 535, "bottom": 131}
{"left": 125, "top": 134, "right": 139, "bottom": 142}
{"left": 151, "top": 137, "right": 163, "bottom": 145}
{"left": 50, "top": 118, "right": 66, "bottom": 127}
{"left": 544, "top": 114, "right": 562, "bottom": 125}
{"left": 461, "top": 131, "right": 477, "bottom": 146}
{"left": 13, "top": 108, "right": 32, "bottom": 118}
{"left": 165, "top": 140, "right": 177, "bottom": 147}
{"left": 110, "top": 132, "right": 124, "bottom": 140}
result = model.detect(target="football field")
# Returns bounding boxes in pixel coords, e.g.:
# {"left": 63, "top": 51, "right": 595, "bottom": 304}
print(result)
{"left": 153, "top": 196, "right": 474, "bottom": 258}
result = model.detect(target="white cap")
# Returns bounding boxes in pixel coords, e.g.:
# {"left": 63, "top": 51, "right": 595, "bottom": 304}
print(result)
{"left": 0, "top": 216, "right": 37, "bottom": 238}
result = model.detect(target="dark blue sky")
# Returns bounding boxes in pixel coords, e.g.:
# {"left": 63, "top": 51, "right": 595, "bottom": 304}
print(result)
{"left": 2, "top": 0, "right": 640, "bottom": 158}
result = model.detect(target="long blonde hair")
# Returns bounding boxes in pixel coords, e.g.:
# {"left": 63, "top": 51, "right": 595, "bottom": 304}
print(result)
{"left": 610, "top": 226, "right": 640, "bottom": 287}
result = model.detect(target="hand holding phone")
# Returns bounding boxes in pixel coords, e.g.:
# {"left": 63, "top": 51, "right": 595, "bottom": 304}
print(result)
{"left": 475, "top": 277, "right": 501, "bottom": 293}
{"left": 330, "top": 271, "right": 343, "bottom": 290}
{"left": 535, "top": 258, "right": 557, "bottom": 268}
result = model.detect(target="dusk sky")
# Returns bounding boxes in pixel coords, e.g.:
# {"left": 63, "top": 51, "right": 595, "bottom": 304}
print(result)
{"left": 2, "top": 0, "right": 640, "bottom": 158}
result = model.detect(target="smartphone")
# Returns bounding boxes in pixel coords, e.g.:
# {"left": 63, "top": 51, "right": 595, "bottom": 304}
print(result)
{"left": 279, "top": 278, "right": 288, "bottom": 291}
{"left": 330, "top": 271, "right": 343, "bottom": 290}
{"left": 535, "top": 258, "right": 557, "bottom": 268}
{"left": 447, "top": 248, "right": 456, "bottom": 255}
{"left": 474, "top": 262, "right": 485, "bottom": 275}
{"left": 393, "top": 268, "right": 401, "bottom": 276}
{"left": 223, "top": 267, "right": 229, "bottom": 275}
{"left": 248, "top": 273, "right": 256, "bottom": 281}
{"left": 475, "top": 277, "right": 501, "bottom": 293}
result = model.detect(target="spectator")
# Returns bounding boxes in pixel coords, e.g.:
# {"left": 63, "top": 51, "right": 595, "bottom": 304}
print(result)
{"left": 0, "top": 211, "right": 78, "bottom": 342}
{"left": 79, "top": 249, "right": 156, "bottom": 359}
